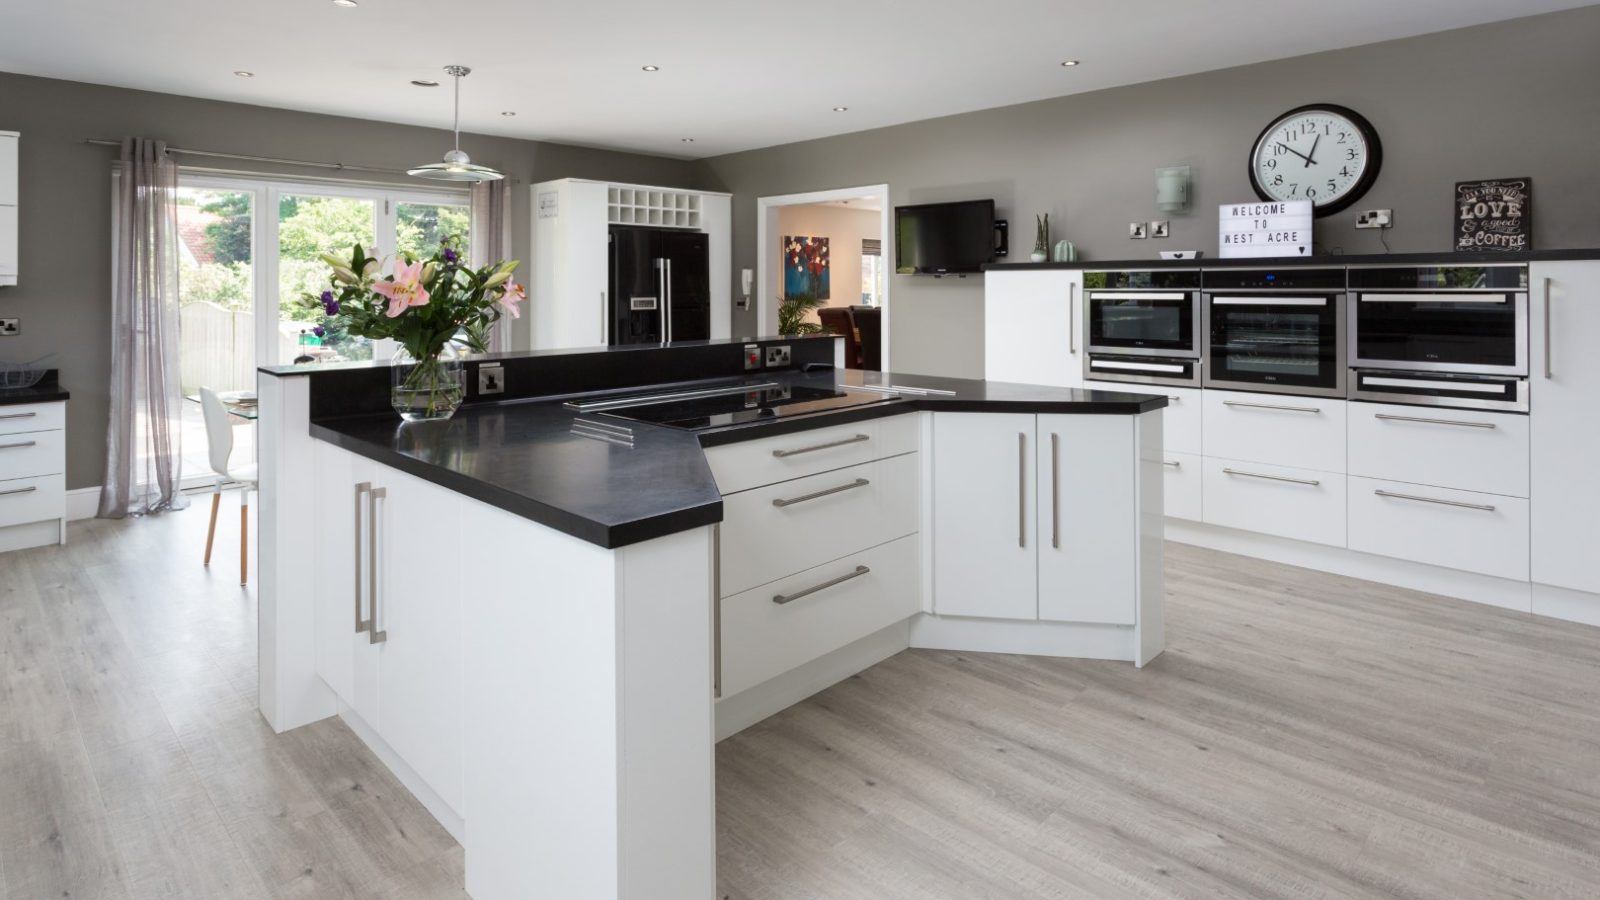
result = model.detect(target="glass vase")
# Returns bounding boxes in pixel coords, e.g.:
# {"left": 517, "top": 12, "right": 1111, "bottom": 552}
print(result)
{"left": 390, "top": 343, "right": 465, "bottom": 422}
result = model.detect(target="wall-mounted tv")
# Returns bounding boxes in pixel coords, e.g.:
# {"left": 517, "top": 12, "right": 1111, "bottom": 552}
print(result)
{"left": 894, "top": 199, "right": 997, "bottom": 275}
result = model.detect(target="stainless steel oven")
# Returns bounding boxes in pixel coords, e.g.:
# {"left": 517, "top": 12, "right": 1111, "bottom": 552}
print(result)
{"left": 1082, "top": 269, "right": 1201, "bottom": 387}
{"left": 1346, "top": 264, "right": 1529, "bottom": 411}
{"left": 1202, "top": 268, "right": 1347, "bottom": 398}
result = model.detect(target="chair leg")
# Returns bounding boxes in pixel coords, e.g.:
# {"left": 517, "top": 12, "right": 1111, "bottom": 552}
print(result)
{"left": 240, "top": 493, "right": 249, "bottom": 586}
{"left": 203, "top": 491, "right": 220, "bottom": 566}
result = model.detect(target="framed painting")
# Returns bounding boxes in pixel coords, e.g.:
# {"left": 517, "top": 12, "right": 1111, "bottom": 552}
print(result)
{"left": 783, "top": 235, "right": 830, "bottom": 300}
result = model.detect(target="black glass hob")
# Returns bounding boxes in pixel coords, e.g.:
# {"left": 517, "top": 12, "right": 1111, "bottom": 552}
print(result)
{"left": 582, "top": 382, "right": 894, "bottom": 431}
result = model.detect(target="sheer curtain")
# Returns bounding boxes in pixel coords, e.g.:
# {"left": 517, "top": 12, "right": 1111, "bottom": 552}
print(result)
{"left": 99, "top": 138, "right": 188, "bottom": 517}
{"left": 469, "top": 178, "right": 513, "bottom": 353}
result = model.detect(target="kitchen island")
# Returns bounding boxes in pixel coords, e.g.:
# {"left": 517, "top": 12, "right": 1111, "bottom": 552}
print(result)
{"left": 256, "top": 336, "right": 1166, "bottom": 900}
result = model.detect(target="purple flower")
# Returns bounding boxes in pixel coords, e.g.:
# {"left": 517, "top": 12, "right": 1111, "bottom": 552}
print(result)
{"left": 312, "top": 325, "right": 326, "bottom": 338}
{"left": 442, "top": 247, "right": 459, "bottom": 265}
{"left": 320, "top": 291, "right": 340, "bottom": 316}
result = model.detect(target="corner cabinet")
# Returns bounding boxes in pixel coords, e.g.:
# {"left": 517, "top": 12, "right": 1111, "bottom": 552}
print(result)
{"left": 984, "top": 269, "right": 1085, "bottom": 388}
{"left": 0, "top": 131, "right": 17, "bottom": 286}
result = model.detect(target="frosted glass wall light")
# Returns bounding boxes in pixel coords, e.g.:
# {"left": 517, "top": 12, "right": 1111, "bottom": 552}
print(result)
{"left": 1156, "top": 166, "right": 1191, "bottom": 212}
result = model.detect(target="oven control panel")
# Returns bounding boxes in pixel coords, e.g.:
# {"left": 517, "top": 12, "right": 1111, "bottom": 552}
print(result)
{"left": 1201, "top": 268, "right": 1346, "bottom": 290}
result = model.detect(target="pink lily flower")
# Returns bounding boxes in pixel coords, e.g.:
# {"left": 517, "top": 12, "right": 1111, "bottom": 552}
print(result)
{"left": 372, "top": 259, "right": 431, "bottom": 317}
{"left": 498, "top": 278, "right": 525, "bottom": 319}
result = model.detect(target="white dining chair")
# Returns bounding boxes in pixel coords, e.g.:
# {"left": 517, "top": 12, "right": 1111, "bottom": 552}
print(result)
{"left": 200, "top": 387, "right": 257, "bottom": 585}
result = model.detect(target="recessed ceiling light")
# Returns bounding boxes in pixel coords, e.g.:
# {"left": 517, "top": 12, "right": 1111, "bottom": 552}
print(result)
{"left": 332, "top": 0, "right": 358, "bottom": 6}
{"left": 1060, "top": 59, "right": 1081, "bottom": 67}
{"left": 411, "top": 79, "right": 440, "bottom": 87}
{"left": 501, "top": 111, "right": 516, "bottom": 117}
{"left": 642, "top": 65, "right": 660, "bottom": 72}
{"left": 233, "top": 70, "right": 254, "bottom": 78}
{"left": 832, "top": 106, "right": 848, "bottom": 112}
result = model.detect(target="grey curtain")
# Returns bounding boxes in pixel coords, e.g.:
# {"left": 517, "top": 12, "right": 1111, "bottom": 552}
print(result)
{"left": 469, "top": 178, "right": 513, "bottom": 352}
{"left": 99, "top": 138, "right": 188, "bottom": 517}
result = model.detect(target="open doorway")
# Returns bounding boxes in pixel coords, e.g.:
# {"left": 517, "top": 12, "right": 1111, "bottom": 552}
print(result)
{"left": 756, "top": 184, "right": 890, "bottom": 372}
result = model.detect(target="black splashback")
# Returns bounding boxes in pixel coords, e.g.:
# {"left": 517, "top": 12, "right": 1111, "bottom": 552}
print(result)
{"left": 290, "top": 336, "right": 841, "bottom": 421}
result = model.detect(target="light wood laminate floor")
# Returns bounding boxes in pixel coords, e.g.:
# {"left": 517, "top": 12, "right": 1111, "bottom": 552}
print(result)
{"left": 3, "top": 507, "right": 1599, "bottom": 898}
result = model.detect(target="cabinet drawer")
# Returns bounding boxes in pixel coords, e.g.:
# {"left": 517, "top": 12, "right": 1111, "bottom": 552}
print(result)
{"left": 0, "top": 402, "right": 64, "bottom": 436}
{"left": 1202, "top": 457, "right": 1345, "bottom": 547}
{"left": 705, "top": 413, "right": 919, "bottom": 495}
{"left": 719, "top": 453, "right": 919, "bottom": 596}
{"left": 0, "top": 473, "right": 64, "bottom": 528}
{"left": 1203, "top": 390, "right": 1346, "bottom": 472}
{"left": 1348, "top": 476, "right": 1528, "bottom": 581}
{"left": 1086, "top": 382, "right": 1201, "bottom": 454}
{"left": 1348, "top": 403, "right": 1528, "bottom": 498}
{"left": 720, "top": 533, "right": 919, "bottom": 698}
{"left": 1162, "top": 451, "right": 1202, "bottom": 522}
{"left": 0, "top": 429, "right": 64, "bottom": 479}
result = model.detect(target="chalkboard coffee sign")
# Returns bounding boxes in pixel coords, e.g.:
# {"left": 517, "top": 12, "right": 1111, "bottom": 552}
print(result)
{"left": 1455, "top": 178, "right": 1530, "bottom": 252}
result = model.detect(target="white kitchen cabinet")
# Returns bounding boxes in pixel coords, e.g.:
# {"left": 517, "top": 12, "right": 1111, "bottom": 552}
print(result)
{"left": 1347, "top": 402, "right": 1528, "bottom": 498}
{"left": 0, "top": 131, "right": 15, "bottom": 285}
{"left": 1161, "top": 451, "right": 1203, "bottom": 522}
{"left": 984, "top": 269, "right": 1084, "bottom": 388}
{"left": 1530, "top": 261, "right": 1600, "bottom": 596}
{"left": 1085, "top": 381, "right": 1202, "bottom": 455}
{"left": 1202, "top": 456, "right": 1346, "bottom": 548}
{"left": 1036, "top": 414, "right": 1136, "bottom": 625}
{"left": 1203, "top": 390, "right": 1346, "bottom": 473}
{"left": 1348, "top": 476, "right": 1529, "bottom": 582}
{"left": 931, "top": 412, "right": 1038, "bottom": 619}
{"left": 312, "top": 441, "right": 380, "bottom": 724}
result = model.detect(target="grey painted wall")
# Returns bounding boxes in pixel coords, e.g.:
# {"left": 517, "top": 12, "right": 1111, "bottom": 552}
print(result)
{"left": 0, "top": 72, "right": 697, "bottom": 490}
{"left": 695, "top": 7, "right": 1600, "bottom": 378}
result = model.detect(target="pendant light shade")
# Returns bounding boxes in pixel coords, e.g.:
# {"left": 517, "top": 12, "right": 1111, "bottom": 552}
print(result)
{"left": 408, "top": 65, "right": 504, "bottom": 183}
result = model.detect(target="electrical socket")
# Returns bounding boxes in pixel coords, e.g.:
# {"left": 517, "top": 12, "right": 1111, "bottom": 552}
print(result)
{"left": 1355, "top": 209, "right": 1393, "bottom": 229}
{"left": 1149, "top": 220, "right": 1171, "bottom": 239}
{"left": 764, "top": 344, "right": 792, "bottom": 368}
{"left": 0, "top": 318, "right": 18, "bottom": 336}
{"left": 1129, "top": 222, "right": 1148, "bottom": 240}
{"left": 477, "top": 363, "right": 505, "bottom": 395}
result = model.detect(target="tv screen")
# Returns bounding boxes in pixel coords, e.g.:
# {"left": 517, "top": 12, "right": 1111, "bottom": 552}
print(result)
{"left": 895, "top": 200, "right": 996, "bottom": 275}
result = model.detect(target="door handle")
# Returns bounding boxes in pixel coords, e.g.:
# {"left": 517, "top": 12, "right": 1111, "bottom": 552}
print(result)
{"left": 771, "top": 433, "right": 869, "bottom": 457}
{"left": 0, "top": 485, "right": 38, "bottom": 497}
{"left": 1374, "top": 413, "right": 1495, "bottom": 430}
{"left": 1068, "top": 282, "right": 1077, "bottom": 355}
{"left": 354, "top": 482, "right": 371, "bottom": 634}
{"left": 0, "top": 440, "right": 37, "bottom": 450}
{"left": 368, "top": 486, "right": 388, "bottom": 644}
{"left": 0, "top": 411, "right": 37, "bottom": 420}
{"left": 1018, "top": 432, "right": 1027, "bottom": 549}
{"left": 1543, "top": 276, "right": 1553, "bottom": 379}
{"left": 773, "top": 565, "right": 870, "bottom": 605}
{"left": 1050, "top": 432, "right": 1060, "bottom": 549}
{"left": 601, "top": 291, "right": 608, "bottom": 346}
{"left": 1223, "top": 400, "right": 1322, "bottom": 414}
{"left": 1223, "top": 467, "right": 1321, "bottom": 487}
{"left": 772, "top": 478, "right": 870, "bottom": 508}
{"left": 665, "top": 258, "right": 674, "bottom": 344}
{"left": 712, "top": 523, "right": 722, "bottom": 699}
{"left": 1374, "top": 489, "right": 1495, "bottom": 512}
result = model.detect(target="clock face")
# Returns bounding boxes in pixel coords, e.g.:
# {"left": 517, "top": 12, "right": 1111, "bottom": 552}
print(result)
{"left": 1250, "top": 105, "right": 1381, "bottom": 216}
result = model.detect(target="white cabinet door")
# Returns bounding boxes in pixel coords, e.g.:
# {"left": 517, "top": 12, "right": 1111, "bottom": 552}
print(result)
{"left": 312, "top": 441, "right": 379, "bottom": 721}
{"left": 932, "top": 413, "right": 1037, "bottom": 619}
{"left": 984, "top": 269, "right": 1084, "bottom": 388}
{"left": 0, "top": 205, "right": 16, "bottom": 280}
{"left": 1203, "top": 390, "right": 1347, "bottom": 472}
{"left": 1036, "top": 415, "right": 1136, "bottom": 625}
{"left": 0, "top": 133, "right": 15, "bottom": 205}
{"left": 1530, "top": 262, "right": 1600, "bottom": 594}
{"left": 375, "top": 467, "right": 465, "bottom": 813}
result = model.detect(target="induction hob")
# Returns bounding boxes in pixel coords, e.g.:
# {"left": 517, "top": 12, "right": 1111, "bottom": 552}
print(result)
{"left": 569, "top": 381, "right": 899, "bottom": 431}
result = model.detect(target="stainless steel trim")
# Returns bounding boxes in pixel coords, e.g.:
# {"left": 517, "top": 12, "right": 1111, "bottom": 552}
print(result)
{"left": 1543, "top": 277, "right": 1553, "bottom": 379}
{"left": 564, "top": 381, "right": 780, "bottom": 412}
{"left": 666, "top": 258, "right": 674, "bottom": 344}
{"left": 772, "top": 478, "right": 870, "bottom": 508}
{"left": 772, "top": 433, "right": 869, "bottom": 458}
{"left": 1091, "top": 360, "right": 1187, "bottom": 374}
{"left": 1349, "top": 374, "right": 1529, "bottom": 413}
{"left": 1211, "top": 296, "right": 1328, "bottom": 306}
{"left": 1068, "top": 282, "right": 1077, "bottom": 354}
{"left": 843, "top": 383, "right": 956, "bottom": 396}
{"left": 1374, "top": 413, "right": 1496, "bottom": 429}
{"left": 573, "top": 418, "right": 634, "bottom": 437}
{"left": 0, "top": 440, "right": 37, "bottom": 450}
{"left": 1223, "top": 400, "right": 1322, "bottom": 414}
{"left": 1374, "top": 489, "right": 1495, "bottom": 512}
{"left": 601, "top": 291, "right": 608, "bottom": 345}
{"left": 772, "top": 565, "right": 870, "bottom": 605}
{"left": 1050, "top": 432, "right": 1060, "bottom": 550}
{"left": 1223, "top": 467, "right": 1321, "bottom": 487}
{"left": 1358, "top": 293, "right": 1512, "bottom": 303}
{"left": 570, "top": 425, "right": 635, "bottom": 448}
{"left": 1348, "top": 289, "right": 1529, "bottom": 377}
{"left": 1362, "top": 376, "right": 1506, "bottom": 394}
{"left": 1087, "top": 291, "right": 1189, "bottom": 301}
{"left": 1162, "top": 460, "right": 1181, "bottom": 468}
{"left": 1202, "top": 289, "right": 1348, "bottom": 398}
{"left": 712, "top": 523, "right": 722, "bottom": 699}
{"left": 1084, "top": 288, "right": 1201, "bottom": 360}
{"left": 367, "top": 487, "right": 388, "bottom": 644}
{"left": 0, "top": 485, "right": 38, "bottom": 497}
{"left": 1018, "top": 432, "right": 1027, "bottom": 549}
{"left": 0, "top": 412, "right": 38, "bottom": 420}
{"left": 354, "top": 482, "right": 371, "bottom": 634}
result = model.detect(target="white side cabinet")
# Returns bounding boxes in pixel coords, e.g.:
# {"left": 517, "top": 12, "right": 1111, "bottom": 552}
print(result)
{"left": 984, "top": 269, "right": 1084, "bottom": 388}
{"left": 0, "top": 130, "right": 17, "bottom": 285}
{"left": 1530, "top": 262, "right": 1600, "bottom": 602}
{"left": 931, "top": 412, "right": 1038, "bottom": 619}
{"left": 0, "top": 400, "right": 66, "bottom": 552}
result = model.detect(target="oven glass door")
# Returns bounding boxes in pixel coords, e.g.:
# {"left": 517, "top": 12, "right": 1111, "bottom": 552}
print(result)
{"left": 1207, "top": 295, "right": 1340, "bottom": 390}
{"left": 1352, "top": 292, "right": 1524, "bottom": 373}
{"left": 1087, "top": 292, "right": 1196, "bottom": 356}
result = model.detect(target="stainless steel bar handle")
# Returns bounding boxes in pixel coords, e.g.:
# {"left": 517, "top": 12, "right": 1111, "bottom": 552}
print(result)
{"left": 1543, "top": 276, "right": 1553, "bottom": 379}
{"left": 772, "top": 478, "right": 870, "bottom": 508}
{"left": 1223, "top": 400, "right": 1321, "bottom": 414}
{"left": 0, "top": 440, "right": 37, "bottom": 450}
{"left": 666, "top": 258, "right": 674, "bottom": 344}
{"left": 1374, "top": 413, "right": 1495, "bottom": 430}
{"left": 354, "top": 482, "right": 371, "bottom": 633}
{"left": 655, "top": 259, "right": 667, "bottom": 344}
{"left": 367, "top": 487, "right": 388, "bottom": 644}
{"left": 0, "top": 485, "right": 38, "bottom": 497}
{"left": 0, "top": 411, "right": 37, "bottom": 420}
{"left": 772, "top": 433, "right": 869, "bottom": 458}
{"left": 1050, "top": 433, "right": 1060, "bottom": 550}
{"left": 1375, "top": 489, "right": 1495, "bottom": 512}
{"left": 1068, "top": 282, "right": 1077, "bottom": 355}
{"left": 1167, "top": 395, "right": 1181, "bottom": 403}
{"left": 1223, "top": 467, "right": 1320, "bottom": 487}
{"left": 1018, "top": 432, "right": 1027, "bottom": 549}
{"left": 1162, "top": 460, "right": 1181, "bottom": 468}
{"left": 601, "top": 291, "right": 608, "bottom": 346}
{"left": 772, "top": 565, "right": 870, "bottom": 605}
{"left": 712, "top": 523, "right": 722, "bottom": 699}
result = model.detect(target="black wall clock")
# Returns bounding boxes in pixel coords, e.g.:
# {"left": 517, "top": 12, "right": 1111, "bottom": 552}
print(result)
{"left": 1249, "top": 104, "right": 1382, "bottom": 217}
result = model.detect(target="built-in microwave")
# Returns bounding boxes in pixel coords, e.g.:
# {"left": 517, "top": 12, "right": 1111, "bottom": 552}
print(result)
{"left": 1202, "top": 268, "right": 1348, "bottom": 398}
{"left": 1082, "top": 269, "right": 1201, "bottom": 387}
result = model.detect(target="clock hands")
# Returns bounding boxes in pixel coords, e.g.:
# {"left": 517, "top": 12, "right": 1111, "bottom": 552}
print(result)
{"left": 1303, "top": 134, "right": 1321, "bottom": 168}
{"left": 1276, "top": 141, "right": 1313, "bottom": 165}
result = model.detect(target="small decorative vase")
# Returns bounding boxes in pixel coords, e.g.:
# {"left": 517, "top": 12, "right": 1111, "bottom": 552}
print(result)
{"left": 1053, "top": 240, "right": 1077, "bottom": 263}
{"left": 390, "top": 343, "right": 466, "bottom": 422}
{"left": 1030, "top": 250, "right": 1048, "bottom": 263}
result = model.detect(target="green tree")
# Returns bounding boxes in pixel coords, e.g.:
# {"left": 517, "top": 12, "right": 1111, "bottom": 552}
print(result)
{"left": 397, "top": 203, "right": 469, "bottom": 259}
{"left": 200, "top": 192, "right": 253, "bottom": 265}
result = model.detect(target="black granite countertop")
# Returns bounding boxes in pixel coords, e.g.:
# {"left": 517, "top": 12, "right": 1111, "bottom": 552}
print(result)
{"left": 0, "top": 370, "right": 70, "bottom": 406}
{"left": 984, "top": 247, "right": 1600, "bottom": 272}
{"left": 308, "top": 369, "right": 1165, "bottom": 548}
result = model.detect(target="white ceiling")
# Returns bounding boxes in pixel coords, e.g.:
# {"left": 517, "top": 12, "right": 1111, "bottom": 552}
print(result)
{"left": 2, "top": 1, "right": 1591, "bottom": 160}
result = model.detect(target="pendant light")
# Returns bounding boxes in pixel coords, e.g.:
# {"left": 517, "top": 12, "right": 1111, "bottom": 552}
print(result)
{"left": 408, "top": 65, "right": 504, "bottom": 183}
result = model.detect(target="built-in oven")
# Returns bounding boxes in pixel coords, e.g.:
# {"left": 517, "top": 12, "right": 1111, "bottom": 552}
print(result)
{"left": 1346, "top": 264, "right": 1529, "bottom": 411}
{"left": 1202, "top": 268, "right": 1347, "bottom": 398}
{"left": 1082, "top": 269, "right": 1201, "bottom": 387}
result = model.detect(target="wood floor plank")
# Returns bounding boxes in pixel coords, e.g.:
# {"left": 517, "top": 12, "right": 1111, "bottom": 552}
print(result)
{"left": 0, "top": 735, "right": 129, "bottom": 900}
